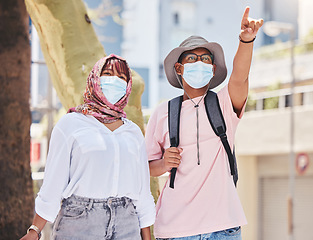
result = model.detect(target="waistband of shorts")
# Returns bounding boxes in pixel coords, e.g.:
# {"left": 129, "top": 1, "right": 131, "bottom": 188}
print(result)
{"left": 62, "top": 195, "right": 133, "bottom": 208}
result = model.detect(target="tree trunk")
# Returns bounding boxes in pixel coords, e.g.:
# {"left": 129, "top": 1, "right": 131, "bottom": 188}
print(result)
{"left": 0, "top": 0, "right": 34, "bottom": 239}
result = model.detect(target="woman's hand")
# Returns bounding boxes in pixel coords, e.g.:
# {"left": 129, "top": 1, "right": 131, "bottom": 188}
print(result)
{"left": 20, "top": 214, "right": 46, "bottom": 240}
{"left": 20, "top": 230, "right": 39, "bottom": 240}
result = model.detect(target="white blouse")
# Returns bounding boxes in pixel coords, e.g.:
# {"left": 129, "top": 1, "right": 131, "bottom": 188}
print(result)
{"left": 35, "top": 112, "right": 155, "bottom": 228}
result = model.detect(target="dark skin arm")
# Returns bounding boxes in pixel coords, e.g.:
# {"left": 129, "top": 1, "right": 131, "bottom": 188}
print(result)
{"left": 149, "top": 147, "right": 183, "bottom": 177}
{"left": 20, "top": 214, "right": 47, "bottom": 240}
{"left": 141, "top": 226, "right": 152, "bottom": 240}
{"left": 228, "top": 6, "right": 263, "bottom": 116}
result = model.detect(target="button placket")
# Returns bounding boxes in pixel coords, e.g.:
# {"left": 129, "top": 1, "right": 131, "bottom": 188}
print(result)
{"left": 110, "top": 134, "right": 120, "bottom": 196}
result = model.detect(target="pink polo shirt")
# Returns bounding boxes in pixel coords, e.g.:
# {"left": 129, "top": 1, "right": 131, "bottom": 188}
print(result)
{"left": 145, "top": 85, "right": 247, "bottom": 238}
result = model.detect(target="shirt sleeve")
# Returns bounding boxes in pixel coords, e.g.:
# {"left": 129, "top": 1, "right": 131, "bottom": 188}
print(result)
{"left": 217, "top": 84, "right": 246, "bottom": 123}
{"left": 35, "top": 125, "right": 71, "bottom": 223}
{"left": 134, "top": 139, "right": 156, "bottom": 228}
{"left": 145, "top": 102, "right": 168, "bottom": 161}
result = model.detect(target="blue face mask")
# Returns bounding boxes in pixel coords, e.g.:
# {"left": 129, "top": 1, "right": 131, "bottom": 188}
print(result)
{"left": 182, "top": 61, "right": 214, "bottom": 89}
{"left": 100, "top": 76, "right": 127, "bottom": 104}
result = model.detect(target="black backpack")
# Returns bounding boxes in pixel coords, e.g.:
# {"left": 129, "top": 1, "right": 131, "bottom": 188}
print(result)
{"left": 168, "top": 90, "right": 238, "bottom": 189}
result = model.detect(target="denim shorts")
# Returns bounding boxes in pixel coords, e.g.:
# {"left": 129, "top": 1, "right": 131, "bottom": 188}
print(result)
{"left": 51, "top": 195, "right": 141, "bottom": 240}
{"left": 156, "top": 226, "right": 241, "bottom": 240}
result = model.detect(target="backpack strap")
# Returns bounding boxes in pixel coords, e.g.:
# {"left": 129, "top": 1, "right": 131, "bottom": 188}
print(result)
{"left": 168, "top": 95, "right": 183, "bottom": 189}
{"left": 204, "top": 91, "right": 238, "bottom": 186}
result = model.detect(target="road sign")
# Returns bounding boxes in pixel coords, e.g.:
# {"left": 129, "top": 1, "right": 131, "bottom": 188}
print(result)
{"left": 296, "top": 153, "right": 309, "bottom": 175}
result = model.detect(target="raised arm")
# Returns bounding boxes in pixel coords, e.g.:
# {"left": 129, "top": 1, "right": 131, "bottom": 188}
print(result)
{"left": 228, "top": 6, "right": 263, "bottom": 115}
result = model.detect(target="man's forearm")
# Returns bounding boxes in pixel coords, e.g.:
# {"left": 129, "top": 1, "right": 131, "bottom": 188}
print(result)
{"left": 232, "top": 39, "right": 254, "bottom": 84}
{"left": 149, "top": 159, "right": 167, "bottom": 177}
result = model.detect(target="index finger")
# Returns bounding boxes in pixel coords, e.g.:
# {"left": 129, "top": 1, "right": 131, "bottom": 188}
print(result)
{"left": 242, "top": 6, "right": 250, "bottom": 22}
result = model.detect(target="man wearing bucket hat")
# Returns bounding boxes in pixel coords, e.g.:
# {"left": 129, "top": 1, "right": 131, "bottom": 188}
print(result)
{"left": 145, "top": 6, "right": 263, "bottom": 240}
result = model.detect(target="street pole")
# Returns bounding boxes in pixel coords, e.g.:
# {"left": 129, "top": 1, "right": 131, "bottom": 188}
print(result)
{"left": 288, "top": 27, "right": 296, "bottom": 240}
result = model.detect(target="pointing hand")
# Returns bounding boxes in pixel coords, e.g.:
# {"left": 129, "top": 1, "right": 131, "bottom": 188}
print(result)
{"left": 240, "top": 6, "right": 264, "bottom": 42}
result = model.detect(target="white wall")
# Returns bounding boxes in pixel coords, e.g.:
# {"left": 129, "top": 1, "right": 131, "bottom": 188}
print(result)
{"left": 236, "top": 106, "right": 313, "bottom": 156}
{"left": 299, "top": 0, "right": 313, "bottom": 38}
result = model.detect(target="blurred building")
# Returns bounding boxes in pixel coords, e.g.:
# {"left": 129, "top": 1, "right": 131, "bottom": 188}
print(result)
{"left": 237, "top": 0, "right": 313, "bottom": 240}
{"left": 237, "top": 43, "right": 313, "bottom": 240}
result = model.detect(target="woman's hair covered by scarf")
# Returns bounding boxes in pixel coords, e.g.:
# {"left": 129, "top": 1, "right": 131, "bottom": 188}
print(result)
{"left": 68, "top": 54, "right": 132, "bottom": 123}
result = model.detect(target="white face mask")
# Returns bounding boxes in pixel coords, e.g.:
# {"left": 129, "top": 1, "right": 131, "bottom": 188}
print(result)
{"left": 100, "top": 76, "right": 127, "bottom": 104}
{"left": 182, "top": 61, "right": 214, "bottom": 89}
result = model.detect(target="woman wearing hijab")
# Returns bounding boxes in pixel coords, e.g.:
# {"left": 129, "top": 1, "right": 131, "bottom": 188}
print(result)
{"left": 21, "top": 54, "right": 155, "bottom": 240}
